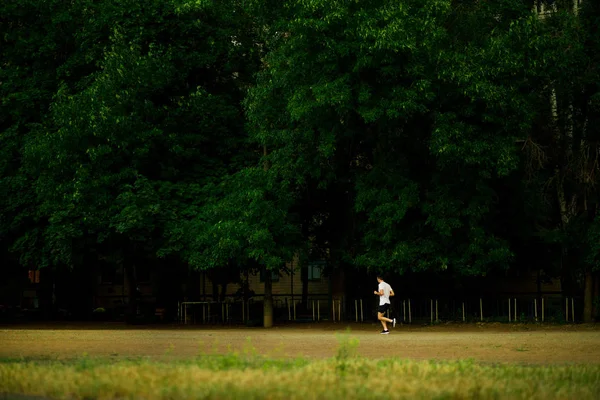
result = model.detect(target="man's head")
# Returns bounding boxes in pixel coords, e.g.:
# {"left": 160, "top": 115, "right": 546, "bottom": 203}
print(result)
{"left": 376, "top": 274, "right": 383, "bottom": 283}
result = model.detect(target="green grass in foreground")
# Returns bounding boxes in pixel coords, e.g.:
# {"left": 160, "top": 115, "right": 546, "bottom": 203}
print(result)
{"left": 1, "top": 335, "right": 599, "bottom": 400}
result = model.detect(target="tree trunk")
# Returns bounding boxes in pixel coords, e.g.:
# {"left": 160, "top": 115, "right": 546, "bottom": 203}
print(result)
{"left": 300, "top": 223, "right": 309, "bottom": 308}
{"left": 212, "top": 282, "right": 219, "bottom": 302}
{"left": 262, "top": 143, "right": 274, "bottom": 328}
{"left": 583, "top": 270, "right": 594, "bottom": 323}
{"left": 221, "top": 283, "right": 228, "bottom": 303}
{"left": 124, "top": 262, "right": 138, "bottom": 324}
{"left": 593, "top": 273, "right": 599, "bottom": 321}
{"left": 263, "top": 270, "right": 273, "bottom": 328}
{"left": 244, "top": 269, "right": 250, "bottom": 301}
{"left": 301, "top": 262, "right": 309, "bottom": 308}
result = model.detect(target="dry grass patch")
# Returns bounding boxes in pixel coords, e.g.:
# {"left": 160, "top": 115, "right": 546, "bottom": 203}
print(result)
{"left": 1, "top": 335, "right": 599, "bottom": 399}
{"left": 2, "top": 357, "right": 600, "bottom": 399}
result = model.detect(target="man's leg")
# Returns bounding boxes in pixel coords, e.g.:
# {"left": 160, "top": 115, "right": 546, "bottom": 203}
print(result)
{"left": 378, "top": 312, "right": 388, "bottom": 331}
{"left": 378, "top": 313, "right": 393, "bottom": 324}
{"left": 378, "top": 311, "right": 395, "bottom": 330}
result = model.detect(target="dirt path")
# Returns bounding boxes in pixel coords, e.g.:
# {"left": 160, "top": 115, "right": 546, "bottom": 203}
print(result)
{"left": 1, "top": 323, "right": 599, "bottom": 364}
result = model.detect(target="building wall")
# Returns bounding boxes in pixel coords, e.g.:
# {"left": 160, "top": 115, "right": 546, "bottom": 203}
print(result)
{"left": 92, "top": 262, "right": 563, "bottom": 318}
{"left": 200, "top": 258, "right": 331, "bottom": 301}
{"left": 488, "top": 272, "right": 562, "bottom": 295}
{"left": 93, "top": 264, "right": 156, "bottom": 311}
{"left": 92, "top": 257, "right": 332, "bottom": 312}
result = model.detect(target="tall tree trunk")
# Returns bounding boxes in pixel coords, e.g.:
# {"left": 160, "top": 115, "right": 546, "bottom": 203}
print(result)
{"left": 244, "top": 269, "right": 250, "bottom": 301}
{"left": 300, "top": 223, "right": 309, "bottom": 308}
{"left": 221, "top": 283, "right": 228, "bottom": 303}
{"left": 262, "top": 144, "right": 274, "bottom": 328}
{"left": 123, "top": 242, "right": 140, "bottom": 324}
{"left": 212, "top": 282, "right": 219, "bottom": 302}
{"left": 301, "top": 261, "right": 309, "bottom": 308}
{"left": 124, "top": 263, "right": 138, "bottom": 323}
{"left": 593, "top": 273, "right": 599, "bottom": 321}
{"left": 583, "top": 270, "right": 594, "bottom": 322}
{"left": 556, "top": 172, "right": 575, "bottom": 297}
{"left": 263, "top": 270, "right": 273, "bottom": 328}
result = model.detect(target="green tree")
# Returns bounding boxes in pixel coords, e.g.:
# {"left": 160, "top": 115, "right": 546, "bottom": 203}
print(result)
{"left": 23, "top": 0, "right": 260, "bottom": 318}
{"left": 0, "top": 0, "right": 89, "bottom": 270}
{"left": 245, "top": 0, "right": 539, "bottom": 284}
{"left": 181, "top": 166, "right": 303, "bottom": 327}
{"left": 523, "top": 1, "right": 600, "bottom": 322}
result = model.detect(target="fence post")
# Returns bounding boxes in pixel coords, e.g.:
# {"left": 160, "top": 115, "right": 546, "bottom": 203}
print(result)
{"left": 430, "top": 299, "right": 433, "bottom": 324}
{"left": 408, "top": 299, "right": 412, "bottom": 323}
{"left": 565, "top": 297, "right": 569, "bottom": 322}
{"left": 571, "top": 298, "right": 575, "bottom": 323}
{"left": 332, "top": 300, "right": 335, "bottom": 322}
{"left": 541, "top": 297, "right": 544, "bottom": 322}
{"left": 508, "top": 298, "right": 511, "bottom": 322}
{"left": 360, "top": 299, "right": 363, "bottom": 322}
{"left": 462, "top": 302, "right": 465, "bottom": 322}
{"left": 514, "top": 298, "right": 517, "bottom": 322}
{"left": 436, "top": 299, "right": 439, "bottom": 322}
{"left": 479, "top": 298, "right": 483, "bottom": 322}
{"left": 534, "top": 298, "right": 538, "bottom": 322}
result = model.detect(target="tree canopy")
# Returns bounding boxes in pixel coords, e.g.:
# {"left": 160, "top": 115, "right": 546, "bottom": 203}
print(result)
{"left": 2, "top": 0, "right": 600, "bottom": 323}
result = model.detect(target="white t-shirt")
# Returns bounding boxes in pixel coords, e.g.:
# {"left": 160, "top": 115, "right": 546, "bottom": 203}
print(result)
{"left": 378, "top": 281, "right": 392, "bottom": 305}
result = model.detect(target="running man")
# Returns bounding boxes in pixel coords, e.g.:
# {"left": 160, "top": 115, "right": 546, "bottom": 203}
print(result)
{"left": 374, "top": 275, "right": 396, "bottom": 334}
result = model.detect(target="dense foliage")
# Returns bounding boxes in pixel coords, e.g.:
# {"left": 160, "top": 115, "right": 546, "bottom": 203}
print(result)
{"left": 1, "top": 0, "right": 599, "bottom": 323}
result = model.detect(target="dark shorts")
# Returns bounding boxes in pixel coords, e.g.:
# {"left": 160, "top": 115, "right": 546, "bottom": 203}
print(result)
{"left": 378, "top": 303, "right": 390, "bottom": 313}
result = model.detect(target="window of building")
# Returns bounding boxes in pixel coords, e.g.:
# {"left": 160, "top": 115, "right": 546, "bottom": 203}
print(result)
{"left": 259, "top": 268, "right": 280, "bottom": 282}
{"left": 308, "top": 261, "right": 325, "bottom": 281}
{"left": 28, "top": 270, "right": 40, "bottom": 284}
{"left": 100, "top": 264, "right": 124, "bottom": 285}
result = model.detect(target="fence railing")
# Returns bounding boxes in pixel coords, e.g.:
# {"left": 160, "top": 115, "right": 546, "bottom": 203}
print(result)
{"left": 369, "top": 295, "right": 582, "bottom": 324}
{"left": 177, "top": 294, "right": 332, "bottom": 324}
{"left": 177, "top": 293, "right": 585, "bottom": 325}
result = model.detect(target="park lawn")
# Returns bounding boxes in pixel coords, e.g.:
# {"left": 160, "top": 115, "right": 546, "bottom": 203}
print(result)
{"left": 1, "top": 344, "right": 600, "bottom": 400}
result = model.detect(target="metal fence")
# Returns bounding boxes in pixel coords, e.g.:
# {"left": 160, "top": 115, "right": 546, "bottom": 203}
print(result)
{"left": 382, "top": 295, "right": 582, "bottom": 324}
{"left": 178, "top": 293, "right": 585, "bottom": 325}
{"left": 177, "top": 294, "right": 332, "bottom": 325}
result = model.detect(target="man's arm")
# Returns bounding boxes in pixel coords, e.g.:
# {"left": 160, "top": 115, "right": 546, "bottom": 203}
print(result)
{"left": 374, "top": 284, "right": 384, "bottom": 296}
{"left": 390, "top": 288, "right": 395, "bottom": 297}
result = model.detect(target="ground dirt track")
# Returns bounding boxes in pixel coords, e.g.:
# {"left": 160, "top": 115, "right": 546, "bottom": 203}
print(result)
{"left": 1, "top": 322, "right": 599, "bottom": 365}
